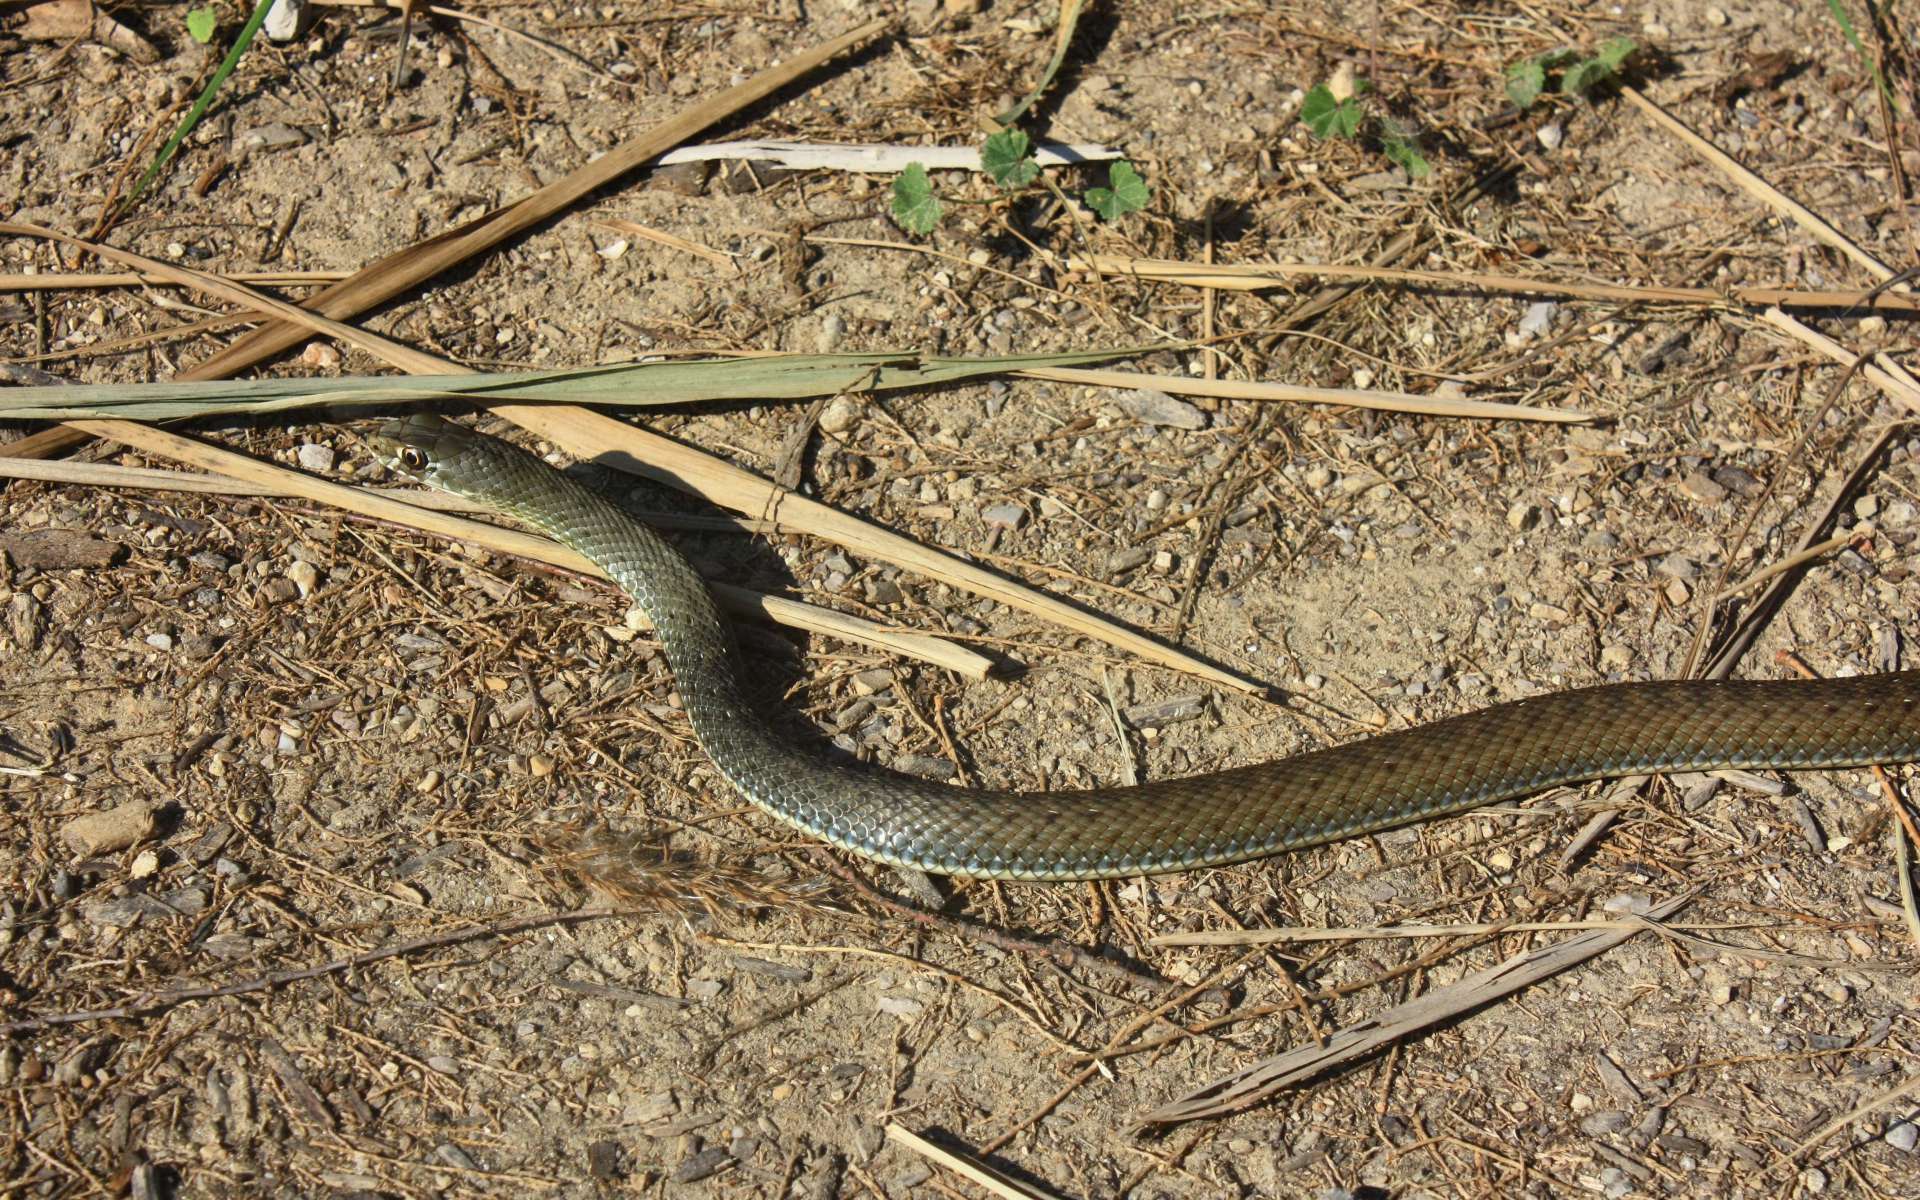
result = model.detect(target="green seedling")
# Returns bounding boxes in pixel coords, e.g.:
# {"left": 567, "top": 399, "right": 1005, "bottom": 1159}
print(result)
{"left": 1084, "top": 160, "right": 1149, "bottom": 221}
{"left": 1506, "top": 38, "right": 1636, "bottom": 109}
{"left": 185, "top": 5, "right": 218, "bottom": 43}
{"left": 890, "top": 163, "right": 943, "bottom": 236}
{"left": 889, "top": 127, "right": 1152, "bottom": 235}
{"left": 1298, "top": 80, "right": 1430, "bottom": 178}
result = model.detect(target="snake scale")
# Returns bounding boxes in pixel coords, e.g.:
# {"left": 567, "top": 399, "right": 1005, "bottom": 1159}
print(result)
{"left": 373, "top": 414, "right": 1920, "bottom": 881}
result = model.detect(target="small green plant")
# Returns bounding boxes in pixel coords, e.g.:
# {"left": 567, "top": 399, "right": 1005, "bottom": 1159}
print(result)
{"left": 1084, "top": 160, "right": 1149, "bottom": 221}
{"left": 979, "top": 127, "right": 1040, "bottom": 189}
{"left": 889, "top": 127, "right": 1150, "bottom": 235}
{"left": 1300, "top": 83, "right": 1367, "bottom": 139}
{"left": 1297, "top": 80, "right": 1430, "bottom": 179}
{"left": 185, "top": 5, "right": 219, "bottom": 43}
{"left": 1504, "top": 37, "right": 1636, "bottom": 109}
{"left": 890, "top": 163, "right": 943, "bottom": 236}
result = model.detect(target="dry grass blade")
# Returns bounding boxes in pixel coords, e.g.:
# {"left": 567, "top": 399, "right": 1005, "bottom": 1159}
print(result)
{"left": 1069, "top": 253, "right": 1920, "bottom": 315}
{"left": 1017, "top": 366, "right": 1591, "bottom": 423}
{"left": 0, "top": 348, "right": 1149, "bottom": 421}
{"left": 994, "top": 0, "right": 1087, "bottom": 127}
{"left": 1784, "top": 1071, "right": 1920, "bottom": 1163}
{"left": 60, "top": 419, "right": 994, "bottom": 677}
{"left": 0, "top": 455, "right": 487, "bottom": 508}
{"left": 0, "top": 270, "right": 350, "bottom": 291}
{"left": 654, "top": 140, "right": 1121, "bottom": 171}
{"left": 885, "top": 1125, "right": 1067, "bottom": 1200}
{"left": 1621, "top": 86, "right": 1901, "bottom": 285}
{"left": 1138, "top": 895, "right": 1693, "bottom": 1125}
{"left": 1149, "top": 918, "right": 1724, "bottom": 946}
{"left": 1762, "top": 308, "right": 1920, "bottom": 411}
{"left": 589, "top": 219, "right": 736, "bottom": 270}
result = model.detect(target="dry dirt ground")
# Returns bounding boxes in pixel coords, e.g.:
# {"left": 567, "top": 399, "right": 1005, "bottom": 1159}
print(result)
{"left": 5, "top": 1, "right": 1920, "bottom": 1196}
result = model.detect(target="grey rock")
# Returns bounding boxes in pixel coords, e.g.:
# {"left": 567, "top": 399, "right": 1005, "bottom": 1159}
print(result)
{"left": 237, "top": 122, "right": 307, "bottom": 158}
{"left": 1886, "top": 1120, "right": 1918, "bottom": 1152}
{"left": 894, "top": 754, "right": 956, "bottom": 780}
{"left": 1655, "top": 554, "right": 1696, "bottom": 580}
{"left": 981, "top": 503, "right": 1027, "bottom": 529}
{"left": 1122, "top": 695, "right": 1206, "bottom": 728}
{"left": 1114, "top": 388, "right": 1206, "bottom": 430}
{"left": 296, "top": 443, "right": 336, "bottom": 474}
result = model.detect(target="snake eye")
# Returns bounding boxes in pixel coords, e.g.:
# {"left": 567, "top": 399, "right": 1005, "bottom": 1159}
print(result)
{"left": 398, "top": 447, "right": 428, "bottom": 472}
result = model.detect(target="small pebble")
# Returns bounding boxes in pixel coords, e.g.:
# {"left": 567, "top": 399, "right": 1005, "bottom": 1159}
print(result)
{"left": 286, "top": 561, "right": 319, "bottom": 598}
{"left": 1113, "top": 388, "right": 1206, "bottom": 430}
{"left": 817, "top": 313, "right": 847, "bottom": 353}
{"left": 144, "top": 632, "right": 174, "bottom": 651}
{"left": 1536, "top": 121, "right": 1564, "bottom": 151}
{"left": 851, "top": 669, "right": 894, "bottom": 696}
{"left": 1506, "top": 501, "right": 1538, "bottom": 531}
{"left": 1516, "top": 301, "right": 1557, "bottom": 340}
{"left": 296, "top": 443, "right": 336, "bottom": 474}
{"left": 1655, "top": 553, "right": 1696, "bottom": 580}
{"left": 1885, "top": 1121, "right": 1918, "bottom": 1152}
{"left": 62, "top": 799, "right": 162, "bottom": 855}
{"left": 981, "top": 503, "right": 1027, "bottom": 530}
{"left": 818, "top": 395, "right": 861, "bottom": 434}
{"left": 1678, "top": 471, "right": 1728, "bottom": 504}
{"left": 672, "top": 1147, "right": 733, "bottom": 1183}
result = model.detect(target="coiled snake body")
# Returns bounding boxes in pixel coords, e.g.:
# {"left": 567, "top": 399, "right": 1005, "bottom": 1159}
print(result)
{"left": 374, "top": 415, "right": 1920, "bottom": 881}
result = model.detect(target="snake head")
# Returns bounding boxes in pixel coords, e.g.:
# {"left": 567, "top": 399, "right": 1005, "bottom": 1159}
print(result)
{"left": 370, "top": 413, "right": 481, "bottom": 484}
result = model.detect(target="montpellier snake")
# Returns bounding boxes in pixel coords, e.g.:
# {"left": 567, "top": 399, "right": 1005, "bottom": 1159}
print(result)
{"left": 373, "top": 414, "right": 1920, "bottom": 881}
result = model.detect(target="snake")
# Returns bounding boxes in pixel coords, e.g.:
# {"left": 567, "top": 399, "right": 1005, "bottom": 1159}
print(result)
{"left": 372, "top": 414, "right": 1920, "bottom": 881}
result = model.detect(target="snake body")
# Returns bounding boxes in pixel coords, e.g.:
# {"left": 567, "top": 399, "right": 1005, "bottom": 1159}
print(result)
{"left": 373, "top": 415, "right": 1920, "bottom": 881}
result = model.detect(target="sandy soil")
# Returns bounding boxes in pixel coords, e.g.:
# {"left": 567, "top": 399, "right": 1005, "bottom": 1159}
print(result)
{"left": 4, "top": 0, "right": 1920, "bottom": 1196}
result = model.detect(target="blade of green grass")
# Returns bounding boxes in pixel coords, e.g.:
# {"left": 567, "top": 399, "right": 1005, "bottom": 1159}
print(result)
{"left": 1824, "top": 0, "right": 1901, "bottom": 114}
{"left": 120, "top": 0, "right": 278, "bottom": 218}
{"left": 0, "top": 348, "right": 1163, "bottom": 420}
{"left": 994, "top": 0, "right": 1087, "bottom": 127}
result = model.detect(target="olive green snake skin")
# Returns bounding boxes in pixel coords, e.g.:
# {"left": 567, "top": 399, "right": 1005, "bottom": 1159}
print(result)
{"left": 373, "top": 415, "right": 1920, "bottom": 881}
